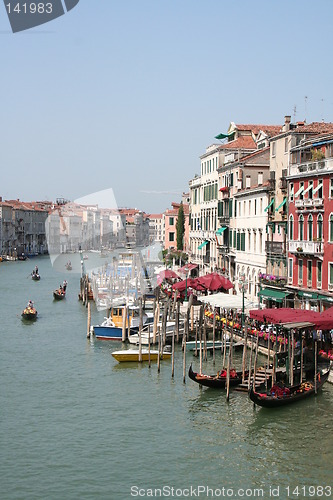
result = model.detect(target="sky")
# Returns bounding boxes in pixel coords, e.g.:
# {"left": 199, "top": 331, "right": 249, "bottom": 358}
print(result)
{"left": 1, "top": 0, "right": 333, "bottom": 214}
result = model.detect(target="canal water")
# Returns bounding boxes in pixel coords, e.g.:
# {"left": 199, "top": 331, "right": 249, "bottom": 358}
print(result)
{"left": 1, "top": 257, "right": 332, "bottom": 500}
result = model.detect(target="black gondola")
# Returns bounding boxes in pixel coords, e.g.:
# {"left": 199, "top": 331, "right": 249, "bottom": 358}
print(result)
{"left": 32, "top": 273, "right": 41, "bottom": 281}
{"left": 188, "top": 364, "right": 248, "bottom": 389}
{"left": 21, "top": 307, "right": 38, "bottom": 320}
{"left": 53, "top": 289, "right": 66, "bottom": 300}
{"left": 249, "top": 370, "right": 329, "bottom": 408}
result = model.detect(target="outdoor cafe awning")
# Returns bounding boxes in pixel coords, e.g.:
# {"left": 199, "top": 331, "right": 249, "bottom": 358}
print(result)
{"left": 259, "top": 288, "right": 291, "bottom": 303}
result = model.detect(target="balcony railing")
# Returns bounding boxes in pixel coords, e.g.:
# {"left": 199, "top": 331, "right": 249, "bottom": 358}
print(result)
{"left": 218, "top": 215, "right": 230, "bottom": 225}
{"left": 289, "top": 157, "right": 333, "bottom": 177}
{"left": 289, "top": 240, "right": 324, "bottom": 255}
{"left": 295, "top": 198, "right": 324, "bottom": 208}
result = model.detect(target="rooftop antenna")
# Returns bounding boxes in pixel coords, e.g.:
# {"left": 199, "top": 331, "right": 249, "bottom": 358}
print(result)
{"left": 293, "top": 105, "right": 297, "bottom": 123}
{"left": 304, "top": 96, "right": 308, "bottom": 122}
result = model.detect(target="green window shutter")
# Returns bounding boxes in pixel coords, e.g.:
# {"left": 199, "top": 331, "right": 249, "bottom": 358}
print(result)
{"left": 218, "top": 201, "right": 223, "bottom": 217}
{"left": 234, "top": 200, "right": 237, "bottom": 217}
{"left": 236, "top": 232, "right": 240, "bottom": 250}
{"left": 229, "top": 199, "right": 232, "bottom": 217}
{"left": 241, "top": 232, "right": 245, "bottom": 251}
{"left": 230, "top": 173, "right": 233, "bottom": 187}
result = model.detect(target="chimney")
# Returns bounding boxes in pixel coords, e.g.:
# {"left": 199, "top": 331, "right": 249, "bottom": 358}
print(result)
{"left": 283, "top": 115, "right": 291, "bottom": 132}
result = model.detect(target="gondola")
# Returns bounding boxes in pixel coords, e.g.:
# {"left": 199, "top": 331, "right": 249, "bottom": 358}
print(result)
{"left": 21, "top": 307, "right": 38, "bottom": 320}
{"left": 65, "top": 263, "right": 72, "bottom": 271}
{"left": 188, "top": 364, "right": 247, "bottom": 389}
{"left": 249, "top": 370, "right": 329, "bottom": 408}
{"left": 31, "top": 273, "right": 41, "bottom": 281}
{"left": 53, "top": 289, "right": 66, "bottom": 300}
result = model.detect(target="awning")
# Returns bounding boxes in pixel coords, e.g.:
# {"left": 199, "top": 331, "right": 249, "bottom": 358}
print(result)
{"left": 215, "top": 132, "right": 234, "bottom": 140}
{"left": 259, "top": 288, "right": 291, "bottom": 302}
{"left": 264, "top": 199, "right": 275, "bottom": 212}
{"left": 198, "top": 241, "right": 209, "bottom": 250}
{"left": 216, "top": 227, "right": 227, "bottom": 235}
{"left": 294, "top": 185, "right": 304, "bottom": 198}
{"left": 312, "top": 183, "right": 323, "bottom": 195}
{"left": 302, "top": 183, "right": 313, "bottom": 196}
{"left": 275, "top": 198, "right": 287, "bottom": 211}
{"left": 317, "top": 294, "right": 333, "bottom": 303}
{"left": 298, "top": 291, "right": 318, "bottom": 300}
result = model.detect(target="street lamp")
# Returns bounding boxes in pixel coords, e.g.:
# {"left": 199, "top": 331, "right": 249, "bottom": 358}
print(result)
{"left": 239, "top": 272, "right": 248, "bottom": 326}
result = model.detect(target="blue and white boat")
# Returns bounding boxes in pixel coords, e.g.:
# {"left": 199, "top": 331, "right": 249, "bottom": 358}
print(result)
{"left": 92, "top": 305, "right": 154, "bottom": 341}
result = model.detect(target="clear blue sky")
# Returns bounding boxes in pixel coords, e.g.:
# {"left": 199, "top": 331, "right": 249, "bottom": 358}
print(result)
{"left": 1, "top": 0, "right": 333, "bottom": 213}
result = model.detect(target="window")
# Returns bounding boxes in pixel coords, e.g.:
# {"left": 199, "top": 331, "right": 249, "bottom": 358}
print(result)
{"left": 289, "top": 215, "right": 294, "bottom": 240}
{"left": 285, "top": 137, "right": 288, "bottom": 153}
{"left": 258, "top": 172, "right": 263, "bottom": 185}
{"left": 236, "top": 232, "right": 240, "bottom": 250}
{"left": 241, "top": 232, "right": 245, "bottom": 251}
{"left": 330, "top": 214, "right": 333, "bottom": 243}
{"left": 272, "top": 142, "right": 276, "bottom": 157}
{"left": 169, "top": 217, "right": 174, "bottom": 225}
{"left": 246, "top": 176, "right": 251, "bottom": 188}
{"left": 254, "top": 199, "right": 257, "bottom": 215}
{"left": 299, "top": 214, "right": 304, "bottom": 241}
{"left": 317, "top": 214, "right": 323, "bottom": 240}
{"left": 169, "top": 232, "right": 175, "bottom": 242}
{"left": 253, "top": 231, "right": 257, "bottom": 252}
{"left": 288, "top": 258, "right": 293, "bottom": 281}
{"left": 299, "top": 181, "right": 304, "bottom": 200}
{"left": 249, "top": 200, "right": 251, "bottom": 214}
{"left": 330, "top": 179, "right": 333, "bottom": 198}
{"left": 308, "top": 180, "right": 313, "bottom": 200}
{"left": 329, "top": 263, "right": 333, "bottom": 288}
{"left": 290, "top": 182, "right": 294, "bottom": 201}
{"left": 317, "top": 181, "right": 323, "bottom": 199}
{"left": 259, "top": 231, "right": 263, "bottom": 252}
{"left": 239, "top": 202, "right": 241, "bottom": 216}
{"left": 308, "top": 214, "right": 313, "bottom": 241}
{"left": 298, "top": 259, "right": 303, "bottom": 283}
{"left": 230, "top": 173, "right": 234, "bottom": 187}
{"left": 317, "top": 261, "right": 322, "bottom": 287}
{"left": 307, "top": 260, "right": 312, "bottom": 285}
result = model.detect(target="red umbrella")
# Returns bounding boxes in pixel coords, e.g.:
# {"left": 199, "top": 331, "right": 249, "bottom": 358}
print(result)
{"left": 172, "top": 278, "right": 206, "bottom": 292}
{"left": 250, "top": 308, "right": 321, "bottom": 325}
{"left": 157, "top": 269, "right": 179, "bottom": 285}
{"left": 196, "top": 272, "right": 233, "bottom": 292}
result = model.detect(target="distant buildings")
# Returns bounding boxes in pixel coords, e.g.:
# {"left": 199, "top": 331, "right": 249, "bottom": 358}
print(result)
{"left": 0, "top": 198, "right": 50, "bottom": 256}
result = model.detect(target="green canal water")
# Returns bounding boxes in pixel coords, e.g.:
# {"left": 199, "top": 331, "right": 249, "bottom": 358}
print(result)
{"left": 1, "top": 257, "right": 333, "bottom": 500}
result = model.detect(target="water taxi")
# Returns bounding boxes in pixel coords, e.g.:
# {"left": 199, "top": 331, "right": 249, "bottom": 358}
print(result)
{"left": 111, "top": 348, "right": 172, "bottom": 362}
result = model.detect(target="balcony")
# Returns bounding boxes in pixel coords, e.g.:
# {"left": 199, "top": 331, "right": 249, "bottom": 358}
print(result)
{"left": 295, "top": 198, "right": 324, "bottom": 209}
{"left": 218, "top": 215, "right": 230, "bottom": 225}
{"left": 289, "top": 240, "right": 324, "bottom": 256}
{"left": 217, "top": 244, "right": 230, "bottom": 255}
{"left": 289, "top": 157, "right": 333, "bottom": 177}
{"left": 265, "top": 241, "right": 285, "bottom": 254}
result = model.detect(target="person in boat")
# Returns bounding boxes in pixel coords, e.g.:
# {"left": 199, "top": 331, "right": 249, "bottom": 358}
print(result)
{"left": 35, "top": 266, "right": 38, "bottom": 274}
{"left": 62, "top": 280, "right": 68, "bottom": 292}
{"left": 32, "top": 270, "right": 35, "bottom": 276}
{"left": 27, "top": 300, "right": 34, "bottom": 309}
{"left": 58, "top": 284, "right": 63, "bottom": 294}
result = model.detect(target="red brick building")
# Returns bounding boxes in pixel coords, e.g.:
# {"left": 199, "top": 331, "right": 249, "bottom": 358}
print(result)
{"left": 287, "top": 131, "right": 333, "bottom": 310}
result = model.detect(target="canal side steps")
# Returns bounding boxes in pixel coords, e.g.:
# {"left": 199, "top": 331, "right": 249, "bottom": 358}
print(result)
{"left": 235, "top": 367, "right": 272, "bottom": 392}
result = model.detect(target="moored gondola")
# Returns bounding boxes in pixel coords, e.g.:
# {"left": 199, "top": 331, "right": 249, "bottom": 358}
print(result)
{"left": 249, "top": 369, "right": 329, "bottom": 408}
{"left": 188, "top": 364, "right": 247, "bottom": 389}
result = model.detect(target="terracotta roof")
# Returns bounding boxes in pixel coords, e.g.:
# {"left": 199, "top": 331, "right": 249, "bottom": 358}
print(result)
{"left": 238, "top": 147, "right": 270, "bottom": 162}
{"left": 295, "top": 122, "right": 333, "bottom": 134}
{"left": 147, "top": 213, "right": 163, "bottom": 219}
{"left": 219, "top": 136, "right": 256, "bottom": 150}
{"left": 235, "top": 124, "right": 281, "bottom": 135}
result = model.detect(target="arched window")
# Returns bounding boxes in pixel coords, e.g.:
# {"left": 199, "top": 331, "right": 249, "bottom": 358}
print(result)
{"left": 299, "top": 214, "right": 304, "bottom": 241}
{"left": 330, "top": 214, "right": 333, "bottom": 243}
{"left": 289, "top": 215, "right": 294, "bottom": 240}
{"left": 308, "top": 214, "right": 313, "bottom": 241}
{"left": 317, "top": 214, "right": 323, "bottom": 240}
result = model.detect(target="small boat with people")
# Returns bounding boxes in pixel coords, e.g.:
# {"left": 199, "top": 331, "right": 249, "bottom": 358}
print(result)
{"left": 53, "top": 281, "right": 67, "bottom": 300}
{"left": 65, "top": 262, "right": 72, "bottom": 271}
{"left": 31, "top": 266, "right": 40, "bottom": 280}
{"left": 21, "top": 301, "right": 37, "bottom": 320}
{"left": 249, "top": 369, "right": 330, "bottom": 408}
{"left": 111, "top": 347, "right": 172, "bottom": 363}
{"left": 188, "top": 364, "right": 247, "bottom": 389}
